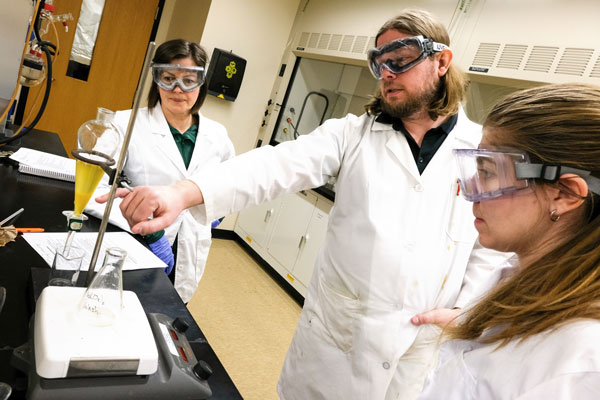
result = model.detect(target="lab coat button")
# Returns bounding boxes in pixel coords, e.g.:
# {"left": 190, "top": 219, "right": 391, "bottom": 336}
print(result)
{"left": 382, "top": 361, "right": 390, "bottom": 369}
{"left": 413, "top": 184, "right": 424, "bottom": 192}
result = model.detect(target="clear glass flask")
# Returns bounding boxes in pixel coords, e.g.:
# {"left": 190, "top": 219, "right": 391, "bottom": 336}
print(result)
{"left": 78, "top": 247, "right": 126, "bottom": 326}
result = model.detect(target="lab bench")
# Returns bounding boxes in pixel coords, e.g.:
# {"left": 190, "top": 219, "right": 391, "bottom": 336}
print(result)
{"left": 0, "top": 128, "right": 241, "bottom": 399}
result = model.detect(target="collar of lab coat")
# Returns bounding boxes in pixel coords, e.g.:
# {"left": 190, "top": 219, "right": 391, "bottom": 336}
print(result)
{"left": 370, "top": 107, "right": 480, "bottom": 182}
{"left": 147, "top": 105, "right": 205, "bottom": 176}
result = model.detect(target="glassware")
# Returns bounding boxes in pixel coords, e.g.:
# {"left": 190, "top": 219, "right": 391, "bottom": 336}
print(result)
{"left": 62, "top": 107, "right": 120, "bottom": 255}
{"left": 77, "top": 247, "right": 126, "bottom": 326}
{"left": 48, "top": 245, "right": 84, "bottom": 287}
{"left": 74, "top": 107, "right": 120, "bottom": 216}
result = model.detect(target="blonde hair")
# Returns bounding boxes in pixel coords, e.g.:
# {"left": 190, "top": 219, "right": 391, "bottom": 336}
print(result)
{"left": 448, "top": 83, "right": 600, "bottom": 346}
{"left": 364, "top": 9, "right": 468, "bottom": 118}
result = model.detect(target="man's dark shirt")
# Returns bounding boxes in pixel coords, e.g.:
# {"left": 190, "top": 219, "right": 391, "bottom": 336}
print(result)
{"left": 376, "top": 112, "right": 458, "bottom": 174}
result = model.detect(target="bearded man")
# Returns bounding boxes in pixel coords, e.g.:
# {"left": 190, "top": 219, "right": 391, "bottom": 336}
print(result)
{"left": 103, "top": 8, "right": 513, "bottom": 400}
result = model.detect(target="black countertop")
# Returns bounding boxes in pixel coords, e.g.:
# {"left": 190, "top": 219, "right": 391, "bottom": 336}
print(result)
{"left": 0, "top": 128, "right": 241, "bottom": 399}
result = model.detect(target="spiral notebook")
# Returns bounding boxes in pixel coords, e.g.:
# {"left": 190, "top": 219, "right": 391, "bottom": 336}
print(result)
{"left": 9, "top": 147, "right": 76, "bottom": 183}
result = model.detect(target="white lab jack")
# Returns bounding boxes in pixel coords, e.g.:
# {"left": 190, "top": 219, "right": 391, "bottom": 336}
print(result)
{"left": 112, "top": 106, "right": 234, "bottom": 303}
{"left": 188, "top": 111, "right": 513, "bottom": 399}
{"left": 419, "top": 320, "right": 600, "bottom": 399}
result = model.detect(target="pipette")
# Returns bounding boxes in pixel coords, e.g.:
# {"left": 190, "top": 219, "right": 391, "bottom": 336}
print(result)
{"left": 0, "top": 208, "right": 24, "bottom": 226}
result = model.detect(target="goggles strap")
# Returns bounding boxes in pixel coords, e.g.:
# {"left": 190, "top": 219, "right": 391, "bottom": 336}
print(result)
{"left": 516, "top": 163, "right": 600, "bottom": 195}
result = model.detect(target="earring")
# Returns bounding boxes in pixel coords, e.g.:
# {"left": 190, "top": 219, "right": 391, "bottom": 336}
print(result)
{"left": 550, "top": 209, "right": 561, "bottom": 222}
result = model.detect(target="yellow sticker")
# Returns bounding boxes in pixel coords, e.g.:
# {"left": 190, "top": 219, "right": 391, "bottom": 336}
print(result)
{"left": 286, "top": 273, "right": 294, "bottom": 282}
{"left": 245, "top": 236, "right": 252, "bottom": 243}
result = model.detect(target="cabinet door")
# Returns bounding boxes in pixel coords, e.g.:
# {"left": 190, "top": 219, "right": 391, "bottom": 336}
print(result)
{"left": 267, "top": 191, "right": 317, "bottom": 270}
{"left": 291, "top": 203, "right": 329, "bottom": 286}
{"left": 235, "top": 197, "right": 283, "bottom": 248}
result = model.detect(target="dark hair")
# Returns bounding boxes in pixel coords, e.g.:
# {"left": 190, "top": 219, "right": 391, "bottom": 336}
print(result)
{"left": 147, "top": 39, "right": 209, "bottom": 114}
{"left": 364, "top": 9, "right": 468, "bottom": 118}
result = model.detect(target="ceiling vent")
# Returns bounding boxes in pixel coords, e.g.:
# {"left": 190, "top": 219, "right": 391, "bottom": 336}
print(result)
{"left": 590, "top": 56, "right": 600, "bottom": 78}
{"left": 352, "top": 36, "right": 368, "bottom": 53}
{"left": 318, "top": 34, "right": 331, "bottom": 50}
{"left": 364, "top": 37, "right": 376, "bottom": 54}
{"left": 471, "top": 43, "right": 500, "bottom": 67}
{"left": 496, "top": 44, "right": 527, "bottom": 70}
{"left": 307, "top": 33, "right": 320, "bottom": 49}
{"left": 328, "top": 34, "right": 342, "bottom": 51}
{"left": 524, "top": 46, "right": 558, "bottom": 73}
{"left": 555, "top": 48, "right": 594, "bottom": 76}
{"left": 298, "top": 32, "right": 309, "bottom": 48}
{"left": 465, "top": 41, "right": 600, "bottom": 84}
{"left": 339, "top": 35, "right": 354, "bottom": 52}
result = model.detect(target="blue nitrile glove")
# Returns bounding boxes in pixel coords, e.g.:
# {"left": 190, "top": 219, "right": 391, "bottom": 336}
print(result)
{"left": 211, "top": 217, "right": 224, "bottom": 229}
{"left": 148, "top": 235, "right": 175, "bottom": 275}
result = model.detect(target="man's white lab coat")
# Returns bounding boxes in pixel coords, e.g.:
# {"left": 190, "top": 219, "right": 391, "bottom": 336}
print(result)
{"left": 189, "top": 111, "right": 513, "bottom": 399}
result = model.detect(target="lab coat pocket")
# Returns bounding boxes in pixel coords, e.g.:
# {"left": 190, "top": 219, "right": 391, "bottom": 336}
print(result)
{"left": 446, "top": 182, "right": 477, "bottom": 243}
{"left": 352, "top": 311, "right": 404, "bottom": 399}
{"left": 316, "top": 278, "right": 360, "bottom": 353}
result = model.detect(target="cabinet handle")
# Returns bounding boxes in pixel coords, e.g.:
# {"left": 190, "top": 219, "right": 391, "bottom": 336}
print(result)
{"left": 298, "top": 235, "right": 306, "bottom": 249}
{"left": 264, "top": 209, "right": 274, "bottom": 222}
{"left": 298, "top": 234, "right": 309, "bottom": 249}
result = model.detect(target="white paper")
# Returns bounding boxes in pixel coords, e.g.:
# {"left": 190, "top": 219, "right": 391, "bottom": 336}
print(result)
{"left": 23, "top": 232, "right": 166, "bottom": 271}
{"left": 83, "top": 182, "right": 132, "bottom": 232}
{"left": 9, "top": 147, "right": 76, "bottom": 177}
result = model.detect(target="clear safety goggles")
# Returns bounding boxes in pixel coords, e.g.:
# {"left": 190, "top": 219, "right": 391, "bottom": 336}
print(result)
{"left": 151, "top": 63, "right": 206, "bottom": 92}
{"left": 453, "top": 148, "right": 600, "bottom": 202}
{"left": 367, "top": 35, "right": 448, "bottom": 79}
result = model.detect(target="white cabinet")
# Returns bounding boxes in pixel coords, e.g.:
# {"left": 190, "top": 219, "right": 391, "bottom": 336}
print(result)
{"left": 289, "top": 200, "right": 329, "bottom": 285}
{"left": 234, "top": 190, "right": 332, "bottom": 297}
{"left": 235, "top": 197, "right": 283, "bottom": 249}
{"left": 267, "top": 191, "right": 317, "bottom": 270}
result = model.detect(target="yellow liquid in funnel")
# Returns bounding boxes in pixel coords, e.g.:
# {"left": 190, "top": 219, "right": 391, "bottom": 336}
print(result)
{"left": 74, "top": 160, "right": 104, "bottom": 215}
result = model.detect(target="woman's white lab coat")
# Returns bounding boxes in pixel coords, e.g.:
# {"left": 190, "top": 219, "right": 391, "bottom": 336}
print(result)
{"left": 188, "top": 111, "right": 512, "bottom": 399}
{"left": 419, "top": 320, "right": 600, "bottom": 399}
{"left": 113, "top": 106, "right": 234, "bottom": 303}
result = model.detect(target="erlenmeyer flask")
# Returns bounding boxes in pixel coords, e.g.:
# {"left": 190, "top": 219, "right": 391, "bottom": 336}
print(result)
{"left": 74, "top": 107, "right": 120, "bottom": 216}
{"left": 78, "top": 247, "right": 126, "bottom": 326}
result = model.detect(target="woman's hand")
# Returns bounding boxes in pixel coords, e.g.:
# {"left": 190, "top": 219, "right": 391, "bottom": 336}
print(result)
{"left": 410, "top": 308, "right": 461, "bottom": 329}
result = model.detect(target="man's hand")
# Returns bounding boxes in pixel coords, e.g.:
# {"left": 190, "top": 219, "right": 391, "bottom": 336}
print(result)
{"left": 95, "top": 180, "right": 203, "bottom": 235}
{"left": 410, "top": 308, "right": 461, "bottom": 329}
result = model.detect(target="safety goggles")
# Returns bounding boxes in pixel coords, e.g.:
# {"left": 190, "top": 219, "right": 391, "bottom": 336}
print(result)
{"left": 453, "top": 148, "right": 600, "bottom": 202}
{"left": 367, "top": 35, "right": 448, "bottom": 79}
{"left": 151, "top": 63, "right": 205, "bottom": 92}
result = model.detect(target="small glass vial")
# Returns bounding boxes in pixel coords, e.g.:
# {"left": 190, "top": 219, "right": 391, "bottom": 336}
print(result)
{"left": 78, "top": 247, "right": 126, "bottom": 326}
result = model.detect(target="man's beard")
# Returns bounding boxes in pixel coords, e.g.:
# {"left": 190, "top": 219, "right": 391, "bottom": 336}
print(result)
{"left": 380, "top": 80, "right": 441, "bottom": 119}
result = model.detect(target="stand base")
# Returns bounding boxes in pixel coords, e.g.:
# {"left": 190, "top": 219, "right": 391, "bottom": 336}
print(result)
{"left": 12, "top": 313, "right": 212, "bottom": 400}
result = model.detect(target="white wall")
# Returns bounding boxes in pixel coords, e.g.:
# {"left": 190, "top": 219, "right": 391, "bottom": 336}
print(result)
{"left": 199, "top": 0, "right": 302, "bottom": 229}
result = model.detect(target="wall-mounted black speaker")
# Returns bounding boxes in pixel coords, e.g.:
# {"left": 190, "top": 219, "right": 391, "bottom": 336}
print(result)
{"left": 205, "top": 48, "right": 246, "bottom": 101}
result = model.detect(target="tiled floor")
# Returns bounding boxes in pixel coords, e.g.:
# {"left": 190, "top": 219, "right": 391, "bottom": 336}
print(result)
{"left": 187, "top": 238, "right": 302, "bottom": 400}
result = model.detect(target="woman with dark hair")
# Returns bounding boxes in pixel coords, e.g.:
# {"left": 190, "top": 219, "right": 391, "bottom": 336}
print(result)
{"left": 418, "top": 83, "right": 600, "bottom": 399}
{"left": 112, "top": 39, "right": 234, "bottom": 302}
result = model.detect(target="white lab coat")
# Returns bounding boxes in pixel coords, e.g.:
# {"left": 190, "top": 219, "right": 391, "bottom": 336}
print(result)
{"left": 419, "top": 320, "right": 600, "bottom": 399}
{"left": 188, "top": 111, "right": 513, "bottom": 399}
{"left": 112, "top": 106, "right": 234, "bottom": 302}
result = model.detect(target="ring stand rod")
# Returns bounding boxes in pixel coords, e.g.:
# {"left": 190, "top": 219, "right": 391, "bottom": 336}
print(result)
{"left": 84, "top": 42, "right": 156, "bottom": 286}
